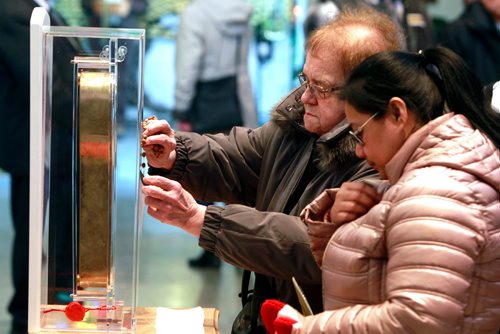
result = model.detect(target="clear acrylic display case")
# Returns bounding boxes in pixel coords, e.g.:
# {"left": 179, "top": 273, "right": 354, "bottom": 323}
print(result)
{"left": 29, "top": 7, "right": 145, "bottom": 333}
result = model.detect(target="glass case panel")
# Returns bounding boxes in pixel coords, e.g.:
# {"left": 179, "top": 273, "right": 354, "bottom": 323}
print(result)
{"left": 29, "top": 7, "right": 145, "bottom": 333}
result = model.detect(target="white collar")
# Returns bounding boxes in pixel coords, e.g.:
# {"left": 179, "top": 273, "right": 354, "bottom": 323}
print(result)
{"left": 33, "top": 0, "right": 50, "bottom": 10}
{"left": 492, "top": 81, "right": 500, "bottom": 113}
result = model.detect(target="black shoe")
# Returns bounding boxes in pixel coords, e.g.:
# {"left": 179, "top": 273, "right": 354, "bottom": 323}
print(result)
{"left": 10, "top": 322, "right": 27, "bottom": 334}
{"left": 188, "top": 251, "right": 221, "bottom": 269}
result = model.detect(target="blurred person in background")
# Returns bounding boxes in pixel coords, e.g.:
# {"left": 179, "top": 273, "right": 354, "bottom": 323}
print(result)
{"left": 172, "top": 0, "right": 257, "bottom": 268}
{"left": 303, "top": 0, "right": 341, "bottom": 39}
{"left": 81, "top": 0, "right": 150, "bottom": 130}
{"left": 304, "top": 0, "right": 434, "bottom": 51}
{"left": 173, "top": 0, "right": 257, "bottom": 132}
{"left": 440, "top": 0, "right": 500, "bottom": 86}
{"left": 369, "top": 0, "right": 435, "bottom": 51}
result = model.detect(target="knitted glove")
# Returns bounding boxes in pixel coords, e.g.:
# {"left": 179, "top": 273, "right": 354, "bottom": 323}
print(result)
{"left": 261, "top": 299, "right": 303, "bottom": 334}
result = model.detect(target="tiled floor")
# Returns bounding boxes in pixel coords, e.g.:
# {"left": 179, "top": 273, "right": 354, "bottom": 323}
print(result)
{"left": 0, "top": 173, "right": 14, "bottom": 332}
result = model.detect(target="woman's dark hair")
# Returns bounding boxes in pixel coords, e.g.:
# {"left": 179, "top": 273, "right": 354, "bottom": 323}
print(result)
{"left": 340, "top": 46, "right": 500, "bottom": 147}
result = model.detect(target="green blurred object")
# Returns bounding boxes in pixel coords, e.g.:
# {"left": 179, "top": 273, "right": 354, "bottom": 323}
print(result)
{"left": 53, "top": 0, "right": 294, "bottom": 40}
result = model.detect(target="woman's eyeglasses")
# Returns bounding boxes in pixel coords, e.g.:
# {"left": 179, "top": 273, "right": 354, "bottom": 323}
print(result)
{"left": 349, "top": 112, "right": 380, "bottom": 146}
{"left": 298, "top": 73, "right": 341, "bottom": 100}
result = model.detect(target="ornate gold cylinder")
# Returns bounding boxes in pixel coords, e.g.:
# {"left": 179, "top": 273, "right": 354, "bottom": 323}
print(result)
{"left": 74, "top": 58, "right": 114, "bottom": 295}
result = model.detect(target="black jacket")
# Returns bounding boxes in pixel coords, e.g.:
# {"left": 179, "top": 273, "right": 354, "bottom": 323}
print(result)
{"left": 0, "top": 0, "right": 76, "bottom": 175}
{"left": 440, "top": 2, "right": 500, "bottom": 86}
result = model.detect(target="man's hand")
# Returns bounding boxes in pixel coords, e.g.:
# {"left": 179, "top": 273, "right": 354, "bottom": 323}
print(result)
{"left": 329, "top": 181, "right": 381, "bottom": 225}
{"left": 141, "top": 116, "right": 177, "bottom": 170}
{"left": 141, "top": 175, "right": 206, "bottom": 237}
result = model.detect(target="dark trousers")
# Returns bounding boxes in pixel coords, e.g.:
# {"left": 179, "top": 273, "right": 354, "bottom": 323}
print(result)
{"left": 8, "top": 174, "right": 29, "bottom": 333}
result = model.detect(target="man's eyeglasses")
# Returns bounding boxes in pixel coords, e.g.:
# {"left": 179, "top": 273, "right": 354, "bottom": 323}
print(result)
{"left": 349, "top": 112, "right": 380, "bottom": 146}
{"left": 298, "top": 73, "right": 341, "bottom": 99}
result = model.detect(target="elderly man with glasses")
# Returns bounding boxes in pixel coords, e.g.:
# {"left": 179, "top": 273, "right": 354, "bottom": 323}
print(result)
{"left": 141, "top": 7, "right": 404, "bottom": 333}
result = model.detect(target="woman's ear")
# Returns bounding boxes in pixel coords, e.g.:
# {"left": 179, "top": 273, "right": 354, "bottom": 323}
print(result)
{"left": 388, "top": 97, "right": 418, "bottom": 137}
{"left": 388, "top": 97, "right": 408, "bottom": 123}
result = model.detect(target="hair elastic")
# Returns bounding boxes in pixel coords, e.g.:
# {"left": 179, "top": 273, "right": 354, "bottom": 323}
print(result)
{"left": 418, "top": 49, "right": 443, "bottom": 81}
{"left": 418, "top": 49, "right": 426, "bottom": 64}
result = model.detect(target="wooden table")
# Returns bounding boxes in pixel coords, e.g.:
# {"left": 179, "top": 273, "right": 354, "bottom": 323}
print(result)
{"left": 136, "top": 307, "right": 219, "bottom": 334}
{"left": 35, "top": 307, "right": 219, "bottom": 334}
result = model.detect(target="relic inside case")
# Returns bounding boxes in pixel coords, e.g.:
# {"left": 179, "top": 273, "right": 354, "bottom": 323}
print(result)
{"left": 29, "top": 7, "right": 145, "bottom": 333}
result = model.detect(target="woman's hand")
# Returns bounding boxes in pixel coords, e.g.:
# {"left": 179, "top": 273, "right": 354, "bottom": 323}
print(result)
{"left": 329, "top": 181, "right": 381, "bottom": 225}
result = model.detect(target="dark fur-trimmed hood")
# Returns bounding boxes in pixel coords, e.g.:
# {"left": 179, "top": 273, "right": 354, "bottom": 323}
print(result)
{"left": 269, "top": 86, "right": 360, "bottom": 172}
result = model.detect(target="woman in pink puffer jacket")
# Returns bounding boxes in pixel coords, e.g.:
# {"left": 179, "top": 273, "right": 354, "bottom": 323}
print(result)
{"left": 261, "top": 47, "right": 500, "bottom": 334}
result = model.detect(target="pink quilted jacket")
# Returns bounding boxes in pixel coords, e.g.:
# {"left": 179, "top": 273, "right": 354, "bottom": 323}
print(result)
{"left": 301, "top": 113, "right": 500, "bottom": 333}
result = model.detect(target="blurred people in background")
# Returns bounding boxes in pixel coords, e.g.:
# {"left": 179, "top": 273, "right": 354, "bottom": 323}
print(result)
{"left": 440, "top": 0, "right": 500, "bottom": 86}
{"left": 0, "top": 0, "right": 76, "bottom": 333}
{"left": 172, "top": 0, "right": 257, "bottom": 268}
{"left": 305, "top": 0, "right": 434, "bottom": 51}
